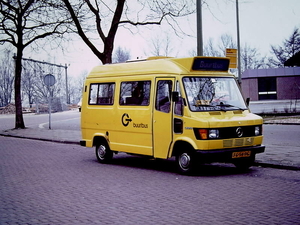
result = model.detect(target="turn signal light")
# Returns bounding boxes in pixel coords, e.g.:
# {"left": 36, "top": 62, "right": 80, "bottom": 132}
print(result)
{"left": 198, "top": 129, "right": 208, "bottom": 139}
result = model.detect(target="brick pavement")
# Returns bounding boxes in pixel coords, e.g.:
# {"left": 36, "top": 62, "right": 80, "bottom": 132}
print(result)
{"left": 0, "top": 136, "right": 300, "bottom": 225}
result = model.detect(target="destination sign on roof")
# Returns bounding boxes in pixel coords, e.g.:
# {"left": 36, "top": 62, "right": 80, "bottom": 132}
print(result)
{"left": 192, "top": 58, "right": 230, "bottom": 71}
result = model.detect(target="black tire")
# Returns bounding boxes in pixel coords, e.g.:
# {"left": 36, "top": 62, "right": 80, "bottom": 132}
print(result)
{"left": 95, "top": 140, "right": 113, "bottom": 163}
{"left": 176, "top": 150, "right": 195, "bottom": 174}
{"left": 233, "top": 156, "right": 255, "bottom": 171}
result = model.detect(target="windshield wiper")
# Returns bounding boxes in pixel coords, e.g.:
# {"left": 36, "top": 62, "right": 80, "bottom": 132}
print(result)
{"left": 193, "top": 104, "right": 214, "bottom": 107}
{"left": 216, "top": 103, "right": 245, "bottom": 111}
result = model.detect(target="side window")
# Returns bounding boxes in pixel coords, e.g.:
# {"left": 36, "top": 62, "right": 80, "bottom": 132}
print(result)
{"left": 119, "top": 81, "right": 151, "bottom": 106}
{"left": 156, "top": 80, "right": 172, "bottom": 113}
{"left": 174, "top": 81, "right": 184, "bottom": 116}
{"left": 89, "top": 83, "right": 115, "bottom": 105}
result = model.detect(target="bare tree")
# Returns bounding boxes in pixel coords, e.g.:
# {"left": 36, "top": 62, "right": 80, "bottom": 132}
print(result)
{"left": 269, "top": 27, "right": 300, "bottom": 67}
{"left": 194, "top": 33, "right": 268, "bottom": 74}
{"left": 0, "top": 49, "right": 14, "bottom": 107}
{"left": 148, "top": 34, "right": 174, "bottom": 57}
{"left": 218, "top": 33, "right": 236, "bottom": 55}
{"left": 151, "top": 37, "right": 162, "bottom": 57}
{"left": 241, "top": 43, "right": 267, "bottom": 72}
{"left": 113, "top": 46, "right": 131, "bottom": 63}
{"left": 0, "top": 0, "right": 71, "bottom": 128}
{"left": 67, "top": 70, "right": 88, "bottom": 104}
{"left": 21, "top": 67, "right": 35, "bottom": 108}
{"left": 202, "top": 34, "right": 236, "bottom": 57}
{"left": 62, "top": 0, "right": 196, "bottom": 65}
{"left": 203, "top": 38, "right": 221, "bottom": 57}
{"left": 20, "top": 59, "right": 66, "bottom": 112}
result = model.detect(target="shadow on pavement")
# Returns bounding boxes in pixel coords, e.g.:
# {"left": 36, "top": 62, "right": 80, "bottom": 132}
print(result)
{"left": 89, "top": 153, "right": 254, "bottom": 177}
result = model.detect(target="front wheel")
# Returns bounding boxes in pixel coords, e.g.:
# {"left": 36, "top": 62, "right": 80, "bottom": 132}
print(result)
{"left": 95, "top": 141, "right": 113, "bottom": 163}
{"left": 176, "top": 151, "right": 195, "bottom": 174}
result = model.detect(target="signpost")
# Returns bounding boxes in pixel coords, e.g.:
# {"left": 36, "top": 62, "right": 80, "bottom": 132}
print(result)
{"left": 44, "top": 74, "right": 56, "bottom": 129}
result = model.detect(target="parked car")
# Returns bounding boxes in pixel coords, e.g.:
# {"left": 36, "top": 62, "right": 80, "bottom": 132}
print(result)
{"left": 78, "top": 98, "right": 82, "bottom": 112}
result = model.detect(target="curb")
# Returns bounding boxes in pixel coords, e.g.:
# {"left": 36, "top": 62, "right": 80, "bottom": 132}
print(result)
{"left": 263, "top": 122, "right": 300, "bottom": 125}
{"left": 0, "top": 133, "right": 79, "bottom": 145}
{"left": 254, "top": 162, "right": 300, "bottom": 171}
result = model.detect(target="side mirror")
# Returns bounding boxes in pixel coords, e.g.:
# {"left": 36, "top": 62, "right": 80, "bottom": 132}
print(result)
{"left": 172, "top": 91, "right": 179, "bottom": 102}
{"left": 246, "top": 97, "right": 250, "bottom": 107}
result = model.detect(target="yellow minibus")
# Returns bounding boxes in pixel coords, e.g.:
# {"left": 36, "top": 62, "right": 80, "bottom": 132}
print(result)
{"left": 80, "top": 57, "right": 265, "bottom": 174}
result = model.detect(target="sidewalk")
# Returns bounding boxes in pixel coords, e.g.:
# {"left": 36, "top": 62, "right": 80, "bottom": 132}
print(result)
{"left": 1, "top": 117, "right": 299, "bottom": 171}
{"left": 0, "top": 127, "right": 81, "bottom": 144}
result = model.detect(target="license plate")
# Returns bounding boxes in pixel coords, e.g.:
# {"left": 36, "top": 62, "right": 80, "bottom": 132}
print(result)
{"left": 232, "top": 151, "right": 251, "bottom": 158}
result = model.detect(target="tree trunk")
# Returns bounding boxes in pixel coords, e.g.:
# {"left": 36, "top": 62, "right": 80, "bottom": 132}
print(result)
{"left": 14, "top": 49, "right": 25, "bottom": 129}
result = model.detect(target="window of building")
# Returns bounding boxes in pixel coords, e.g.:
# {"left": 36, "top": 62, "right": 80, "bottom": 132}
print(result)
{"left": 258, "top": 77, "right": 277, "bottom": 100}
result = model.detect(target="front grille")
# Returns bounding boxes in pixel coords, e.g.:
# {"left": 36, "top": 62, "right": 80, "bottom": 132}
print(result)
{"left": 223, "top": 137, "right": 254, "bottom": 148}
{"left": 235, "top": 139, "right": 244, "bottom": 146}
{"left": 223, "top": 140, "right": 233, "bottom": 148}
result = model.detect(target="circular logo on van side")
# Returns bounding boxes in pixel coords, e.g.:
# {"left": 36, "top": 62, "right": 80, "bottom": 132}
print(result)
{"left": 236, "top": 127, "right": 243, "bottom": 138}
{"left": 122, "top": 113, "right": 132, "bottom": 127}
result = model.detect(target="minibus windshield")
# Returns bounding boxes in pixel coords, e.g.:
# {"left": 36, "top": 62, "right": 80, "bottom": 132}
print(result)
{"left": 183, "top": 77, "right": 247, "bottom": 112}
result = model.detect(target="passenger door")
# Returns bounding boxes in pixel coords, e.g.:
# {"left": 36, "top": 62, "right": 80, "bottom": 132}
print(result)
{"left": 153, "top": 78, "right": 175, "bottom": 158}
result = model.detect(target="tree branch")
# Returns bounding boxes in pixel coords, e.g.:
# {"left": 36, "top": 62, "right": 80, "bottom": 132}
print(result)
{"left": 62, "top": 0, "right": 104, "bottom": 62}
{"left": 84, "top": 0, "right": 105, "bottom": 42}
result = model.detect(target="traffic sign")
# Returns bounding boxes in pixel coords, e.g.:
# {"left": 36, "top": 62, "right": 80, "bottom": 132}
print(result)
{"left": 226, "top": 48, "right": 237, "bottom": 69}
{"left": 44, "top": 74, "right": 56, "bottom": 86}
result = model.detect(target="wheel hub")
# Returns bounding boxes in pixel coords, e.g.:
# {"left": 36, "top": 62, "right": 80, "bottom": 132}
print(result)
{"left": 98, "top": 145, "right": 106, "bottom": 158}
{"left": 179, "top": 153, "right": 191, "bottom": 169}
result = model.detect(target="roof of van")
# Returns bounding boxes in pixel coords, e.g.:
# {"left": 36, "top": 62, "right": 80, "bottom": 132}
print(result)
{"left": 87, "top": 56, "right": 230, "bottom": 78}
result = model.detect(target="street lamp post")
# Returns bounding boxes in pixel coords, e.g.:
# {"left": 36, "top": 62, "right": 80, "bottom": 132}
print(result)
{"left": 236, "top": 0, "right": 242, "bottom": 84}
{"left": 64, "top": 64, "right": 69, "bottom": 104}
{"left": 197, "top": 0, "right": 203, "bottom": 56}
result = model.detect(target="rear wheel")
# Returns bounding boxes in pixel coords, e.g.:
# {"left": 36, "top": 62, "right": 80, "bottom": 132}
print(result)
{"left": 176, "top": 150, "right": 195, "bottom": 174}
{"left": 95, "top": 140, "right": 113, "bottom": 163}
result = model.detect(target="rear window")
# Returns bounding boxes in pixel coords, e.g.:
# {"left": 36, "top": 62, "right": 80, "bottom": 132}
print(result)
{"left": 89, "top": 83, "right": 115, "bottom": 105}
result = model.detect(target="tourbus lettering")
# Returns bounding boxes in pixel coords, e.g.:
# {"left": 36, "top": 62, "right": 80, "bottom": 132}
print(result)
{"left": 199, "top": 61, "right": 224, "bottom": 69}
{"left": 133, "top": 123, "right": 148, "bottom": 128}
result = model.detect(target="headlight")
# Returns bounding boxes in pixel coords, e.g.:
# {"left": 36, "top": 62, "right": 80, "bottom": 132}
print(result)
{"left": 196, "top": 128, "right": 220, "bottom": 139}
{"left": 254, "top": 126, "right": 261, "bottom": 136}
{"left": 209, "top": 129, "right": 219, "bottom": 139}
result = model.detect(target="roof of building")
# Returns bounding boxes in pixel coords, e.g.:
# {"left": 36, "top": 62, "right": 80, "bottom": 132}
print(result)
{"left": 242, "top": 67, "right": 300, "bottom": 79}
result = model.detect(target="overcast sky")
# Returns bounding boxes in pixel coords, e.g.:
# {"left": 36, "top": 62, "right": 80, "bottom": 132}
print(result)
{"left": 20, "top": 0, "right": 300, "bottom": 77}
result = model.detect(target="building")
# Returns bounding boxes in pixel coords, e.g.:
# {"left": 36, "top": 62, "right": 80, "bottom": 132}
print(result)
{"left": 241, "top": 67, "right": 300, "bottom": 101}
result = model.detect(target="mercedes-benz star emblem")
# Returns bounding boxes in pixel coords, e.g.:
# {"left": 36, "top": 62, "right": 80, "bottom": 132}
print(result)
{"left": 236, "top": 127, "right": 243, "bottom": 138}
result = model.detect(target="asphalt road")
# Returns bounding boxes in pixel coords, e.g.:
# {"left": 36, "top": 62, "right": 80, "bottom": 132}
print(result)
{"left": 0, "top": 110, "right": 80, "bottom": 131}
{"left": 0, "top": 136, "right": 299, "bottom": 224}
